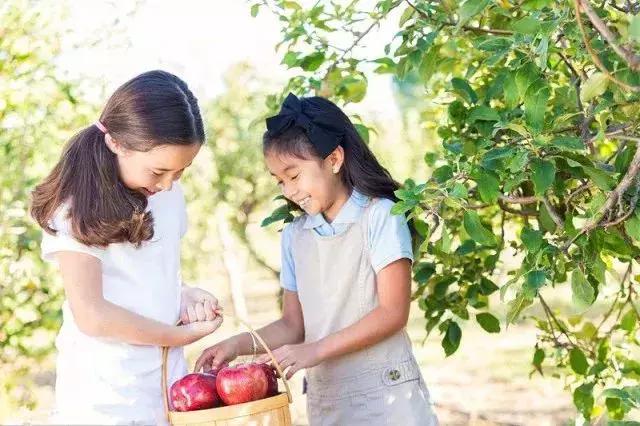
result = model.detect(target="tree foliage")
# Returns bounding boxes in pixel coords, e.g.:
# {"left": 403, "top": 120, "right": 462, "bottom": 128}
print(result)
{"left": 0, "top": 0, "right": 98, "bottom": 410}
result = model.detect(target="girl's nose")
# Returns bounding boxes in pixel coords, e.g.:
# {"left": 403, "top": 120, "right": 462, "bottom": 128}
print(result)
{"left": 157, "top": 176, "right": 173, "bottom": 192}
{"left": 283, "top": 182, "right": 297, "bottom": 200}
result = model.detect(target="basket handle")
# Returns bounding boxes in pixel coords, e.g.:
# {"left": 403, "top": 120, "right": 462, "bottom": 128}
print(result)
{"left": 161, "top": 314, "right": 293, "bottom": 421}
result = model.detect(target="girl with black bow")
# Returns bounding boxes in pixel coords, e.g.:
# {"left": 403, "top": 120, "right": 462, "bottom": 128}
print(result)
{"left": 196, "top": 93, "right": 439, "bottom": 425}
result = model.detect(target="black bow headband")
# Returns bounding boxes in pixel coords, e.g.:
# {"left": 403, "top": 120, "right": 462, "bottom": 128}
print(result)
{"left": 265, "top": 93, "right": 344, "bottom": 158}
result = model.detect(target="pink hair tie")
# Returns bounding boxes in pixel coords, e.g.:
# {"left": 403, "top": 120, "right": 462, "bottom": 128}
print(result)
{"left": 95, "top": 121, "right": 108, "bottom": 133}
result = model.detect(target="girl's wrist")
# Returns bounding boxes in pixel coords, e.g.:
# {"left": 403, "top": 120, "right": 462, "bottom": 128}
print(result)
{"left": 314, "top": 339, "right": 330, "bottom": 363}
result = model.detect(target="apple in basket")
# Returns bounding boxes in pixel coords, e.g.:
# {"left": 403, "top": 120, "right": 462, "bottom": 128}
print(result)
{"left": 261, "top": 363, "right": 279, "bottom": 397}
{"left": 215, "top": 362, "right": 276, "bottom": 405}
{"left": 170, "top": 370, "right": 221, "bottom": 412}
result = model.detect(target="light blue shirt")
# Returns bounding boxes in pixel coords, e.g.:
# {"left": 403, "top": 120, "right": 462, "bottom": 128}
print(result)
{"left": 280, "top": 189, "right": 414, "bottom": 292}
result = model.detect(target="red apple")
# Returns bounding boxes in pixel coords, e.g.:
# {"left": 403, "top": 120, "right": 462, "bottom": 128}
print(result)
{"left": 170, "top": 372, "right": 220, "bottom": 412}
{"left": 259, "top": 363, "right": 278, "bottom": 396}
{"left": 216, "top": 363, "right": 269, "bottom": 405}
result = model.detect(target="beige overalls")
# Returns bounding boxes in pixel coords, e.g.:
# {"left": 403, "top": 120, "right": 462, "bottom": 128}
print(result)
{"left": 290, "top": 198, "right": 439, "bottom": 426}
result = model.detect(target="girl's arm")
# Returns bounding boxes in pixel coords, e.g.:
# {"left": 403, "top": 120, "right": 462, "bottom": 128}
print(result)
{"left": 194, "top": 290, "right": 304, "bottom": 371}
{"left": 55, "top": 251, "right": 220, "bottom": 347}
{"left": 258, "top": 258, "right": 411, "bottom": 378}
{"left": 316, "top": 258, "right": 411, "bottom": 359}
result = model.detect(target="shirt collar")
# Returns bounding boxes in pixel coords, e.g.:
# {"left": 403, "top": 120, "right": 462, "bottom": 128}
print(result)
{"left": 303, "top": 189, "right": 369, "bottom": 229}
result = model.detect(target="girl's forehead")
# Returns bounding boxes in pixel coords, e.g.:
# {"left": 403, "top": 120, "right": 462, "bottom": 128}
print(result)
{"left": 265, "top": 151, "right": 306, "bottom": 170}
{"left": 142, "top": 143, "right": 200, "bottom": 170}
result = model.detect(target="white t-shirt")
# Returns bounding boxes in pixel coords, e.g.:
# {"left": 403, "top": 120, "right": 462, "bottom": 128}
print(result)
{"left": 42, "top": 183, "right": 188, "bottom": 425}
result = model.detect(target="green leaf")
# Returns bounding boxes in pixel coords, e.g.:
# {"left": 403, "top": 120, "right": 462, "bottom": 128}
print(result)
{"left": 535, "top": 36, "right": 549, "bottom": 70}
{"left": 530, "top": 158, "right": 555, "bottom": 195}
{"left": 475, "top": 36, "right": 512, "bottom": 52}
{"left": 573, "top": 383, "right": 595, "bottom": 419}
{"left": 476, "top": 312, "right": 501, "bottom": 333}
{"left": 479, "top": 277, "right": 499, "bottom": 295}
{"left": 433, "top": 165, "right": 454, "bottom": 183}
{"left": 508, "top": 150, "right": 529, "bottom": 172}
{"left": 572, "top": 269, "right": 595, "bottom": 310}
{"left": 524, "top": 79, "right": 550, "bottom": 132}
{"left": 300, "top": 51, "right": 325, "bottom": 71}
{"left": 468, "top": 105, "right": 500, "bottom": 122}
{"left": 552, "top": 136, "right": 584, "bottom": 151}
{"left": 250, "top": 3, "right": 260, "bottom": 17}
{"left": 463, "top": 211, "right": 496, "bottom": 246}
{"left": 503, "top": 73, "right": 519, "bottom": 109}
{"left": 457, "top": 0, "right": 491, "bottom": 28}
{"left": 511, "top": 16, "right": 541, "bottom": 34}
{"left": 539, "top": 202, "right": 557, "bottom": 232}
{"left": 399, "top": 6, "right": 415, "bottom": 27}
{"left": 282, "top": 1, "right": 301, "bottom": 10}
{"left": 451, "top": 77, "right": 478, "bottom": 104}
{"left": 437, "top": 227, "right": 452, "bottom": 253}
{"left": 441, "top": 320, "right": 462, "bottom": 356}
{"left": 620, "top": 309, "right": 637, "bottom": 332}
{"left": 516, "top": 62, "right": 539, "bottom": 98}
{"left": 583, "top": 165, "right": 615, "bottom": 191}
{"left": 521, "top": 227, "right": 544, "bottom": 253}
{"left": 450, "top": 182, "right": 468, "bottom": 199}
{"left": 484, "top": 146, "right": 515, "bottom": 163}
{"left": 261, "top": 204, "right": 293, "bottom": 227}
{"left": 523, "top": 269, "right": 546, "bottom": 297}
{"left": 630, "top": 16, "right": 640, "bottom": 43}
{"left": 570, "top": 348, "right": 589, "bottom": 375}
{"left": 340, "top": 75, "right": 367, "bottom": 102}
{"left": 533, "top": 347, "right": 545, "bottom": 371}
{"left": 372, "top": 57, "right": 396, "bottom": 74}
{"left": 414, "top": 262, "right": 436, "bottom": 283}
{"left": 354, "top": 123, "right": 370, "bottom": 143}
{"left": 507, "top": 292, "right": 533, "bottom": 323}
{"left": 624, "top": 212, "right": 640, "bottom": 241}
{"left": 581, "top": 72, "right": 608, "bottom": 102}
{"left": 419, "top": 48, "right": 438, "bottom": 82}
{"left": 476, "top": 169, "right": 500, "bottom": 203}
{"left": 282, "top": 51, "right": 300, "bottom": 67}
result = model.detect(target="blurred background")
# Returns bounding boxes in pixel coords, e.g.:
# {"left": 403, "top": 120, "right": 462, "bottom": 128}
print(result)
{"left": 1, "top": 0, "right": 584, "bottom": 424}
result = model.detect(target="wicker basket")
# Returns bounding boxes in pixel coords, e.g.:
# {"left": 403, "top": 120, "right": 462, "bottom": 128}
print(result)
{"left": 161, "top": 318, "right": 293, "bottom": 426}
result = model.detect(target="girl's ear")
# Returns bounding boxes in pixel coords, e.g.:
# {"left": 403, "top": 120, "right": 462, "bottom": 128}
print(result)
{"left": 104, "top": 134, "right": 127, "bottom": 156}
{"left": 327, "top": 145, "right": 345, "bottom": 174}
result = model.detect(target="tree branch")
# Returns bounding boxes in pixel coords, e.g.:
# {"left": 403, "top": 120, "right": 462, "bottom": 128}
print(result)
{"left": 405, "top": 0, "right": 513, "bottom": 35}
{"left": 574, "top": 0, "right": 640, "bottom": 92}
{"left": 499, "top": 195, "right": 539, "bottom": 204}
{"left": 602, "top": 176, "right": 640, "bottom": 227}
{"left": 497, "top": 199, "right": 539, "bottom": 216}
{"left": 577, "top": 0, "right": 640, "bottom": 71}
{"left": 564, "top": 135, "right": 640, "bottom": 251}
{"left": 596, "top": 262, "right": 631, "bottom": 333}
{"left": 543, "top": 195, "right": 565, "bottom": 228}
{"left": 539, "top": 294, "right": 578, "bottom": 347}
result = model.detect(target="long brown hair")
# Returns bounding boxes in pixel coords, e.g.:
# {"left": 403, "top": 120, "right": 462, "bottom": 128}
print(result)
{"left": 31, "top": 70, "right": 205, "bottom": 247}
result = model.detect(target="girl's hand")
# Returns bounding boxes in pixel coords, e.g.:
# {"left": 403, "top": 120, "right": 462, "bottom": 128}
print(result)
{"left": 180, "top": 286, "right": 221, "bottom": 324}
{"left": 173, "top": 316, "right": 224, "bottom": 347}
{"left": 255, "top": 342, "right": 322, "bottom": 379}
{"left": 194, "top": 338, "right": 239, "bottom": 372}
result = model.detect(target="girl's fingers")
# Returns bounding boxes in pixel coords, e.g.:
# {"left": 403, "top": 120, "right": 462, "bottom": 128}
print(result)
{"left": 194, "top": 348, "right": 215, "bottom": 372}
{"left": 276, "top": 356, "right": 293, "bottom": 371}
{"left": 285, "top": 364, "right": 300, "bottom": 380}
{"left": 179, "top": 308, "right": 189, "bottom": 324}
{"left": 203, "top": 300, "right": 215, "bottom": 321}
{"left": 207, "top": 295, "right": 219, "bottom": 309}
{"left": 195, "top": 302, "right": 206, "bottom": 322}
{"left": 187, "top": 305, "right": 197, "bottom": 323}
{"left": 255, "top": 354, "right": 269, "bottom": 364}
